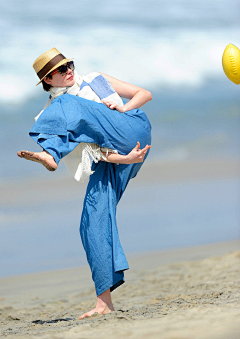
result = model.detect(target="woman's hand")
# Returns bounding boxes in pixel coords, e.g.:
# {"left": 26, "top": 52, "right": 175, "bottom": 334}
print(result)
{"left": 125, "top": 142, "right": 151, "bottom": 164}
{"left": 101, "top": 142, "right": 151, "bottom": 164}
{"left": 101, "top": 100, "right": 126, "bottom": 113}
{"left": 99, "top": 73, "right": 152, "bottom": 112}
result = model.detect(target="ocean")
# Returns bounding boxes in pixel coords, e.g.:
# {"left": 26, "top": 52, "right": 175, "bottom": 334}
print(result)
{"left": 0, "top": 0, "right": 239, "bottom": 277}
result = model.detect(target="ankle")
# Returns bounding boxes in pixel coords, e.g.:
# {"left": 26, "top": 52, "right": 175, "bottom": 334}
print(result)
{"left": 96, "top": 299, "right": 113, "bottom": 310}
{"left": 43, "top": 150, "right": 54, "bottom": 158}
{"left": 96, "top": 304, "right": 114, "bottom": 315}
{"left": 96, "top": 289, "right": 114, "bottom": 311}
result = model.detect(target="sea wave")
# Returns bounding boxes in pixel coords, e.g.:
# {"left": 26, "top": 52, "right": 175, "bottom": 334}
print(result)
{"left": 0, "top": 25, "right": 239, "bottom": 104}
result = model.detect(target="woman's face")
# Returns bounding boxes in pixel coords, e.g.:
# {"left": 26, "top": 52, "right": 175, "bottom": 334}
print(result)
{"left": 44, "top": 63, "right": 75, "bottom": 87}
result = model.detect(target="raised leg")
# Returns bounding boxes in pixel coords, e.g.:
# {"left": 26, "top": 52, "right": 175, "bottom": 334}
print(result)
{"left": 17, "top": 150, "right": 57, "bottom": 171}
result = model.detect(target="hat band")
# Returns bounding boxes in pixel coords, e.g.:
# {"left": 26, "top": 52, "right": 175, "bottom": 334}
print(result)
{"left": 37, "top": 53, "right": 66, "bottom": 79}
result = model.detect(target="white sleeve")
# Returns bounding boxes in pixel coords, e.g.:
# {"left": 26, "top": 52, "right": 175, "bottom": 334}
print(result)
{"left": 64, "top": 143, "right": 118, "bottom": 183}
{"left": 85, "top": 143, "right": 118, "bottom": 163}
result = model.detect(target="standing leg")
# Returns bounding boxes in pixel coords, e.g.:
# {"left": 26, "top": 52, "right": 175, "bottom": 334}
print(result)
{"left": 78, "top": 160, "right": 144, "bottom": 319}
{"left": 77, "top": 288, "right": 114, "bottom": 319}
{"left": 80, "top": 161, "right": 129, "bottom": 295}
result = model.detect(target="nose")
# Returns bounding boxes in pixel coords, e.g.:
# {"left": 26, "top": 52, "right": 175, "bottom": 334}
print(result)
{"left": 67, "top": 67, "right": 73, "bottom": 74}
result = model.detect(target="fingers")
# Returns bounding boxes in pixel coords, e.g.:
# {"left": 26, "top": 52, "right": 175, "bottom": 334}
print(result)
{"left": 126, "top": 143, "right": 151, "bottom": 164}
{"left": 109, "top": 103, "right": 117, "bottom": 109}
{"left": 101, "top": 100, "right": 110, "bottom": 108}
{"left": 102, "top": 100, "right": 117, "bottom": 110}
{"left": 136, "top": 144, "right": 151, "bottom": 162}
{"left": 142, "top": 144, "right": 151, "bottom": 153}
{"left": 137, "top": 144, "right": 151, "bottom": 154}
{"left": 134, "top": 141, "right": 140, "bottom": 151}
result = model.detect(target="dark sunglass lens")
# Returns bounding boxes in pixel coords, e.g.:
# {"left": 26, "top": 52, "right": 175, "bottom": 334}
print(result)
{"left": 58, "top": 64, "right": 68, "bottom": 74}
{"left": 67, "top": 61, "right": 74, "bottom": 70}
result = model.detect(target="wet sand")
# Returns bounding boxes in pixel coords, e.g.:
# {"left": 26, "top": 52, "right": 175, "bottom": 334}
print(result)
{"left": 1, "top": 240, "right": 240, "bottom": 339}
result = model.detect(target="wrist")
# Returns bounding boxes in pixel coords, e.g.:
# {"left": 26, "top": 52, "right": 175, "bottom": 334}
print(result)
{"left": 123, "top": 154, "right": 130, "bottom": 164}
{"left": 118, "top": 154, "right": 129, "bottom": 164}
{"left": 120, "top": 105, "right": 127, "bottom": 113}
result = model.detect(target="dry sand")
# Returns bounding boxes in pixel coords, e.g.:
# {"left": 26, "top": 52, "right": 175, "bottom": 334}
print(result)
{"left": 1, "top": 240, "right": 240, "bottom": 339}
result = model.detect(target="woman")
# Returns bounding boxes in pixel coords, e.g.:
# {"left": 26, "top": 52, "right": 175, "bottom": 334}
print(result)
{"left": 17, "top": 48, "right": 152, "bottom": 319}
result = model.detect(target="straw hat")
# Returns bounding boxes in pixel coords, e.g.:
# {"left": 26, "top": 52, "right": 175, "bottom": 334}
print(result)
{"left": 33, "top": 48, "right": 73, "bottom": 85}
{"left": 222, "top": 44, "right": 240, "bottom": 85}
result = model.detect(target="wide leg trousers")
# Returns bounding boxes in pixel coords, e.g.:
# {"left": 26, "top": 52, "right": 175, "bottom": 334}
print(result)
{"left": 80, "top": 160, "right": 144, "bottom": 296}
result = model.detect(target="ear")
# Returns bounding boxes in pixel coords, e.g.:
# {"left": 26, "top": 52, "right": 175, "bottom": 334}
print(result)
{"left": 44, "top": 77, "right": 51, "bottom": 85}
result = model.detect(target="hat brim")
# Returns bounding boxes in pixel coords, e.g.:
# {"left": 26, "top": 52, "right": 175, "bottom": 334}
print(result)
{"left": 36, "top": 58, "right": 74, "bottom": 85}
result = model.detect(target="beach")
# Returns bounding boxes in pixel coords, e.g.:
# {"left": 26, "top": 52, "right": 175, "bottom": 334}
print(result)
{"left": 1, "top": 158, "right": 240, "bottom": 277}
{"left": 1, "top": 240, "right": 240, "bottom": 339}
{"left": 1, "top": 0, "right": 240, "bottom": 337}
{"left": 1, "top": 159, "right": 240, "bottom": 338}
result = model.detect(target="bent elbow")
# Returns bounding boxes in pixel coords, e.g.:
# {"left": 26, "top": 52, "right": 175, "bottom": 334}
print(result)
{"left": 146, "top": 90, "right": 153, "bottom": 102}
{"left": 149, "top": 91, "right": 153, "bottom": 101}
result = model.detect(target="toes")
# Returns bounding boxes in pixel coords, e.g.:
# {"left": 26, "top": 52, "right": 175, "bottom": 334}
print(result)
{"left": 17, "top": 151, "right": 23, "bottom": 158}
{"left": 24, "top": 151, "right": 34, "bottom": 156}
{"left": 20, "top": 150, "right": 27, "bottom": 156}
{"left": 78, "top": 313, "right": 88, "bottom": 320}
{"left": 16, "top": 150, "right": 57, "bottom": 172}
{"left": 77, "top": 310, "right": 98, "bottom": 320}
{"left": 21, "top": 150, "right": 35, "bottom": 158}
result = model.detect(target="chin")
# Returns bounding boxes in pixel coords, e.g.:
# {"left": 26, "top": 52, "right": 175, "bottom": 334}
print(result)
{"left": 67, "top": 79, "right": 75, "bottom": 87}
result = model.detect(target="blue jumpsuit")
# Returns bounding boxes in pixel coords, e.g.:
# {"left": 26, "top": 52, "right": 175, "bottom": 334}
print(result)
{"left": 30, "top": 94, "right": 151, "bottom": 296}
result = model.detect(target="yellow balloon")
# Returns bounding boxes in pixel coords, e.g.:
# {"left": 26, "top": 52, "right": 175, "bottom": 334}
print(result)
{"left": 222, "top": 44, "right": 240, "bottom": 85}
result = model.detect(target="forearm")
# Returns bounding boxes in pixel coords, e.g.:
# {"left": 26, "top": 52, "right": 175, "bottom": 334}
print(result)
{"left": 99, "top": 72, "right": 152, "bottom": 112}
{"left": 101, "top": 142, "right": 151, "bottom": 165}
{"left": 101, "top": 152, "right": 128, "bottom": 164}
{"left": 121, "top": 89, "right": 152, "bottom": 113}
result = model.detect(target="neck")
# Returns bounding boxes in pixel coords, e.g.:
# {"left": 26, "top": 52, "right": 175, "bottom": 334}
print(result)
{"left": 50, "top": 79, "right": 79, "bottom": 99}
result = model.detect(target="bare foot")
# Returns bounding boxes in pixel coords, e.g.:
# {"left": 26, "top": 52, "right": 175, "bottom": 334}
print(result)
{"left": 17, "top": 150, "right": 57, "bottom": 171}
{"left": 76, "top": 288, "right": 114, "bottom": 320}
{"left": 77, "top": 304, "right": 114, "bottom": 320}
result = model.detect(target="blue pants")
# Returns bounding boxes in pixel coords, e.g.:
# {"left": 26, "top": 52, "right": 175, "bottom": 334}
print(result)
{"left": 30, "top": 94, "right": 151, "bottom": 295}
{"left": 80, "top": 160, "right": 145, "bottom": 296}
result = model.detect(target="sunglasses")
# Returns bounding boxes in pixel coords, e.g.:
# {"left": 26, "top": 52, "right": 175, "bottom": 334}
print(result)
{"left": 48, "top": 61, "right": 75, "bottom": 77}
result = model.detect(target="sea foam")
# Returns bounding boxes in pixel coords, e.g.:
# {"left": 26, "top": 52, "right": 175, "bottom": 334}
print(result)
{"left": 0, "top": 0, "right": 239, "bottom": 104}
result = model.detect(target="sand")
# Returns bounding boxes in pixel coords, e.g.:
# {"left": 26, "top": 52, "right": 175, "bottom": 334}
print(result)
{"left": 1, "top": 240, "right": 240, "bottom": 339}
{"left": 1, "top": 158, "right": 240, "bottom": 337}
